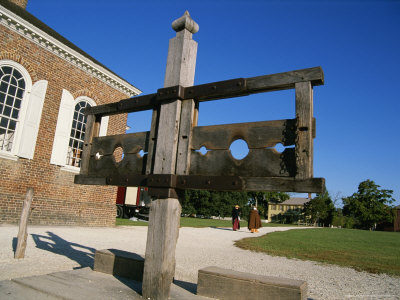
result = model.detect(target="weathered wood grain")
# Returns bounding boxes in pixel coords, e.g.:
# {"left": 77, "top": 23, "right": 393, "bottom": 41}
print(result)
{"left": 142, "top": 198, "right": 181, "bottom": 300}
{"left": 246, "top": 67, "right": 323, "bottom": 93}
{"left": 143, "top": 12, "right": 199, "bottom": 300}
{"left": 79, "top": 115, "right": 100, "bottom": 175}
{"left": 84, "top": 67, "right": 323, "bottom": 117}
{"left": 295, "top": 81, "right": 313, "bottom": 179}
{"left": 189, "top": 148, "right": 295, "bottom": 177}
{"left": 244, "top": 177, "right": 325, "bottom": 193}
{"left": 176, "top": 98, "right": 198, "bottom": 175}
{"left": 192, "top": 119, "right": 296, "bottom": 150}
{"left": 15, "top": 188, "right": 34, "bottom": 259}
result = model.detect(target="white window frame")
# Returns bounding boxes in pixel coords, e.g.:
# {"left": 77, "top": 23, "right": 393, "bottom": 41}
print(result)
{"left": 0, "top": 60, "right": 47, "bottom": 161}
{"left": 50, "top": 91, "right": 109, "bottom": 173}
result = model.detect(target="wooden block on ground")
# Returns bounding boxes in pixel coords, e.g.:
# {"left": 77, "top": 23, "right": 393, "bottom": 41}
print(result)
{"left": 197, "top": 266, "right": 307, "bottom": 300}
{"left": 93, "top": 249, "right": 144, "bottom": 281}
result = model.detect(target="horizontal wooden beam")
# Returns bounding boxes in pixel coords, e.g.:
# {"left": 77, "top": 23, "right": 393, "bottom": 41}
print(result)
{"left": 74, "top": 174, "right": 325, "bottom": 193}
{"left": 244, "top": 177, "right": 325, "bottom": 193}
{"left": 84, "top": 67, "right": 324, "bottom": 117}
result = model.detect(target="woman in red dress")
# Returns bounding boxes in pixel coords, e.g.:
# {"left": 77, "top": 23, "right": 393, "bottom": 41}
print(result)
{"left": 232, "top": 205, "right": 240, "bottom": 231}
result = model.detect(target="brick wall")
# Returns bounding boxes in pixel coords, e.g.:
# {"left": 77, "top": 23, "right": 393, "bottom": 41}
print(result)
{"left": 0, "top": 25, "right": 129, "bottom": 226}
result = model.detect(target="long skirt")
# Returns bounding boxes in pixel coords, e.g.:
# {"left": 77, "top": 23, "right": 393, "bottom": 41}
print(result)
{"left": 233, "top": 218, "right": 240, "bottom": 231}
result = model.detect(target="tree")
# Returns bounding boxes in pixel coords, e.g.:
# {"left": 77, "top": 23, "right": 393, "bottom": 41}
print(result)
{"left": 247, "top": 191, "right": 289, "bottom": 218}
{"left": 181, "top": 190, "right": 249, "bottom": 218}
{"left": 304, "top": 191, "right": 335, "bottom": 226}
{"left": 342, "top": 180, "right": 395, "bottom": 230}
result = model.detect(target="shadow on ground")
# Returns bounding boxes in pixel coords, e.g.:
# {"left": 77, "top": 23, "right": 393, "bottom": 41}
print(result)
{"left": 15, "top": 231, "right": 97, "bottom": 269}
{"left": 12, "top": 232, "right": 198, "bottom": 297}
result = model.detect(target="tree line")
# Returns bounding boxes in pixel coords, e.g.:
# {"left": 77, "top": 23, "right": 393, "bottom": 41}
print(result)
{"left": 179, "top": 179, "right": 397, "bottom": 230}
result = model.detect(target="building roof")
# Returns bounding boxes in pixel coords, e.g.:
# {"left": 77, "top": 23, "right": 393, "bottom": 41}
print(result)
{"left": 0, "top": 0, "right": 141, "bottom": 97}
{"left": 273, "top": 197, "right": 310, "bottom": 206}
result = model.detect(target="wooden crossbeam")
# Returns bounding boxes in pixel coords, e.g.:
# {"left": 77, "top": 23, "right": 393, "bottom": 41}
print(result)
{"left": 84, "top": 67, "right": 324, "bottom": 117}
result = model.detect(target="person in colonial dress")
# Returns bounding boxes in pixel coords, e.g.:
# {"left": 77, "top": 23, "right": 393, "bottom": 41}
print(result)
{"left": 232, "top": 205, "right": 241, "bottom": 231}
{"left": 248, "top": 206, "right": 262, "bottom": 233}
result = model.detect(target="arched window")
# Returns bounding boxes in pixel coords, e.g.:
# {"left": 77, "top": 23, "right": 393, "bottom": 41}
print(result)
{"left": 66, "top": 100, "right": 91, "bottom": 167}
{"left": 51, "top": 91, "right": 108, "bottom": 172}
{"left": 0, "top": 64, "right": 26, "bottom": 152}
{"left": 0, "top": 60, "right": 46, "bottom": 160}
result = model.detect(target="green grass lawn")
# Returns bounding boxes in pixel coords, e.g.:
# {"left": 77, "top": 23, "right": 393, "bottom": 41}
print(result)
{"left": 235, "top": 228, "right": 400, "bottom": 276}
{"left": 116, "top": 217, "right": 294, "bottom": 228}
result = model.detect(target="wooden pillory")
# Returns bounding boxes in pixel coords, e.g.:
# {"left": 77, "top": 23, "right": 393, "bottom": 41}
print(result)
{"left": 75, "top": 11, "right": 325, "bottom": 300}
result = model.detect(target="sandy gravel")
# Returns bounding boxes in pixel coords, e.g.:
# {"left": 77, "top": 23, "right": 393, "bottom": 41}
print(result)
{"left": 0, "top": 224, "right": 399, "bottom": 299}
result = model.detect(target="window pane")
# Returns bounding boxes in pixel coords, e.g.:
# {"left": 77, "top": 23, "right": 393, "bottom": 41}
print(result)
{"left": 12, "top": 108, "right": 19, "bottom": 119}
{"left": 16, "top": 88, "right": 24, "bottom": 99}
{"left": 2, "top": 75, "right": 11, "bottom": 84}
{"left": 19, "top": 79, "right": 25, "bottom": 90}
{"left": 10, "top": 77, "right": 17, "bottom": 86}
{"left": 6, "top": 96, "right": 14, "bottom": 106}
{"left": 0, "top": 92, "right": 5, "bottom": 103}
{"left": 0, "top": 82, "right": 8, "bottom": 93}
{"left": 2, "top": 66, "right": 12, "bottom": 75}
{"left": 8, "top": 85, "right": 16, "bottom": 96}
{"left": 12, "top": 69, "right": 23, "bottom": 80}
{"left": 0, "top": 117, "right": 8, "bottom": 128}
{"left": 3, "top": 105, "right": 11, "bottom": 117}
{"left": 9, "top": 120, "right": 16, "bottom": 131}
{"left": 14, "top": 99, "right": 21, "bottom": 109}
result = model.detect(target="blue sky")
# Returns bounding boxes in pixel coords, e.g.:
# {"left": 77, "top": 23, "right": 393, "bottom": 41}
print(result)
{"left": 27, "top": 0, "right": 399, "bottom": 205}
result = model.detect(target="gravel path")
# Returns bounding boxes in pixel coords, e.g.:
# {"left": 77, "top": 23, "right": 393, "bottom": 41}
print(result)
{"left": 0, "top": 224, "right": 399, "bottom": 299}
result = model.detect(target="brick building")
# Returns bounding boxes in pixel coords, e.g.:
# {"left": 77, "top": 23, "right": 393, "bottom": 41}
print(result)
{"left": 0, "top": 0, "right": 140, "bottom": 226}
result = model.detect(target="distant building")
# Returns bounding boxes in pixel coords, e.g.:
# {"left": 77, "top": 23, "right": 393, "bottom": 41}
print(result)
{"left": 267, "top": 197, "right": 310, "bottom": 223}
{"left": 0, "top": 0, "right": 141, "bottom": 226}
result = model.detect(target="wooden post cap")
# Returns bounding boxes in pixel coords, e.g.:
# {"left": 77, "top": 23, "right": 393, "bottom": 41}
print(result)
{"left": 172, "top": 11, "right": 199, "bottom": 33}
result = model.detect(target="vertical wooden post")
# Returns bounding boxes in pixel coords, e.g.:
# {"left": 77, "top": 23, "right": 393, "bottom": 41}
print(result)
{"left": 142, "top": 11, "right": 199, "bottom": 300}
{"left": 295, "top": 81, "right": 313, "bottom": 179}
{"left": 15, "top": 188, "right": 34, "bottom": 259}
{"left": 80, "top": 114, "right": 101, "bottom": 175}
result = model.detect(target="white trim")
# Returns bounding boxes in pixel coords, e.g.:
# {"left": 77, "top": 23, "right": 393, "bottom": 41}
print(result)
{"left": 0, "top": 151, "right": 18, "bottom": 161}
{"left": 60, "top": 165, "right": 80, "bottom": 174}
{"left": 0, "top": 5, "right": 141, "bottom": 97}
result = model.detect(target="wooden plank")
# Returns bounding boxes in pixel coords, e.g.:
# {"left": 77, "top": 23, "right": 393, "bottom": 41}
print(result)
{"left": 189, "top": 148, "right": 295, "bottom": 177}
{"left": 142, "top": 198, "right": 181, "bottom": 300}
{"left": 246, "top": 67, "right": 323, "bottom": 94}
{"left": 90, "top": 132, "right": 149, "bottom": 156}
{"left": 79, "top": 115, "right": 99, "bottom": 175}
{"left": 244, "top": 177, "right": 325, "bottom": 193}
{"left": 295, "top": 81, "right": 313, "bottom": 179}
{"left": 192, "top": 119, "right": 296, "bottom": 150}
{"left": 84, "top": 67, "right": 324, "bottom": 117}
{"left": 84, "top": 94, "right": 156, "bottom": 116}
{"left": 176, "top": 99, "right": 198, "bottom": 175}
{"left": 145, "top": 108, "right": 159, "bottom": 175}
{"left": 74, "top": 175, "right": 107, "bottom": 185}
{"left": 15, "top": 188, "right": 34, "bottom": 259}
